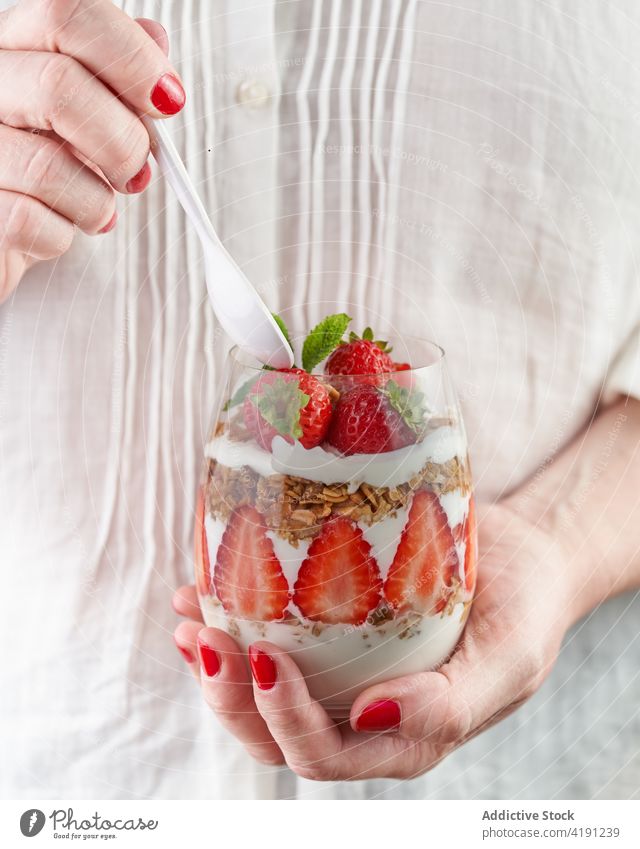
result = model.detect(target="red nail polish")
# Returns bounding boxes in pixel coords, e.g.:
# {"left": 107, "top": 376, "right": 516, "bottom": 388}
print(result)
{"left": 248, "top": 646, "right": 277, "bottom": 690}
{"left": 126, "top": 161, "right": 151, "bottom": 194}
{"left": 98, "top": 212, "right": 117, "bottom": 234}
{"left": 175, "top": 641, "right": 194, "bottom": 663}
{"left": 150, "top": 72, "right": 186, "bottom": 115}
{"left": 197, "top": 639, "right": 220, "bottom": 678}
{"left": 356, "top": 699, "right": 401, "bottom": 733}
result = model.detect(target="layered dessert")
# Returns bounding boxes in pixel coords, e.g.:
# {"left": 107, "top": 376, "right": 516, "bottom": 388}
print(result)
{"left": 195, "top": 315, "right": 476, "bottom": 714}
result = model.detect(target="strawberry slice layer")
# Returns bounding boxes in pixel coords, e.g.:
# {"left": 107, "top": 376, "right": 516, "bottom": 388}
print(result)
{"left": 464, "top": 495, "right": 477, "bottom": 593}
{"left": 194, "top": 486, "right": 211, "bottom": 596}
{"left": 384, "top": 489, "right": 459, "bottom": 615}
{"left": 293, "top": 517, "right": 382, "bottom": 625}
{"left": 214, "top": 506, "right": 290, "bottom": 621}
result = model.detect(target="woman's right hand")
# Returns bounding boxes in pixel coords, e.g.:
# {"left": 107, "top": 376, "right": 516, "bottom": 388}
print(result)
{"left": 0, "top": 0, "right": 185, "bottom": 301}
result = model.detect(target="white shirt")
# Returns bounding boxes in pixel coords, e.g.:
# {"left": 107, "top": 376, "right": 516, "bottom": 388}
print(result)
{"left": 1, "top": 0, "right": 639, "bottom": 799}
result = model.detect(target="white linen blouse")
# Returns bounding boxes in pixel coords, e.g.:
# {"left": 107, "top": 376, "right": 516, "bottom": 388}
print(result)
{"left": 1, "top": 0, "right": 639, "bottom": 799}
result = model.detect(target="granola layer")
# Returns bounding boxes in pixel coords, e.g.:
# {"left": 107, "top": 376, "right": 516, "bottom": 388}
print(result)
{"left": 205, "top": 450, "right": 472, "bottom": 545}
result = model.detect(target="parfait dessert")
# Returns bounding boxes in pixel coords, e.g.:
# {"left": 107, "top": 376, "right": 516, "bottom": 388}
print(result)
{"left": 195, "top": 314, "right": 476, "bottom": 715}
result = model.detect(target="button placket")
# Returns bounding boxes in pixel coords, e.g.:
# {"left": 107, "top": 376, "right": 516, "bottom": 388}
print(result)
{"left": 221, "top": 0, "right": 279, "bottom": 293}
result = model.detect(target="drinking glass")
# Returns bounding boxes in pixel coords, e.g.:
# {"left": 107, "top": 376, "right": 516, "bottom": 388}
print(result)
{"left": 194, "top": 335, "right": 476, "bottom": 716}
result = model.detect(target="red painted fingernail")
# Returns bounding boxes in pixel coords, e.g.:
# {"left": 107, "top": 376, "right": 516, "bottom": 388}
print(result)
{"left": 150, "top": 72, "right": 186, "bottom": 115}
{"left": 175, "top": 641, "right": 194, "bottom": 663}
{"left": 197, "top": 639, "right": 220, "bottom": 678}
{"left": 355, "top": 699, "right": 401, "bottom": 733}
{"left": 98, "top": 212, "right": 117, "bottom": 234}
{"left": 248, "top": 646, "right": 277, "bottom": 690}
{"left": 126, "top": 161, "right": 152, "bottom": 193}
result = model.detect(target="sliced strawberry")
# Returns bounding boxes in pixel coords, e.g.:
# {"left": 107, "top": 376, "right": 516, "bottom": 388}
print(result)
{"left": 214, "top": 506, "right": 290, "bottom": 620}
{"left": 384, "top": 490, "right": 459, "bottom": 615}
{"left": 194, "top": 486, "right": 211, "bottom": 596}
{"left": 464, "top": 496, "right": 477, "bottom": 593}
{"left": 393, "top": 362, "right": 411, "bottom": 371}
{"left": 293, "top": 517, "right": 382, "bottom": 625}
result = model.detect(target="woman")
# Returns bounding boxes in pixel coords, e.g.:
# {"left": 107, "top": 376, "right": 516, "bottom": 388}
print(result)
{"left": 1, "top": 0, "right": 639, "bottom": 799}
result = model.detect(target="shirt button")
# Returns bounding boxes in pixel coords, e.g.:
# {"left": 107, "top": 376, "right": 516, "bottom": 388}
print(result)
{"left": 236, "top": 79, "right": 271, "bottom": 109}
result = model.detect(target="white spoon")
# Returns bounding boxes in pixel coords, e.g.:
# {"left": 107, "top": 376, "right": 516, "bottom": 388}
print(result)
{"left": 142, "top": 117, "right": 293, "bottom": 369}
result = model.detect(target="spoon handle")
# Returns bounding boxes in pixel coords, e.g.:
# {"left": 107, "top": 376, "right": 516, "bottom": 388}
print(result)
{"left": 142, "top": 116, "right": 221, "bottom": 249}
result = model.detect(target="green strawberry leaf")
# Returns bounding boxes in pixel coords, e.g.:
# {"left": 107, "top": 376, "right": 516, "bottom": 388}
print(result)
{"left": 272, "top": 312, "right": 294, "bottom": 360}
{"left": 222, "top": 376, "right": 259, "bottom": 411}
{"left": 301, "top": 313, "right": 351, "bottom": 372}
{"left": 250, "top": 374, "right": 310, "bottom": 439}
{"left": 348, "top": 326, "right": 392, "bottom": 353}
{"left": 384, "top": 379, "right": 429, "bottom": 434}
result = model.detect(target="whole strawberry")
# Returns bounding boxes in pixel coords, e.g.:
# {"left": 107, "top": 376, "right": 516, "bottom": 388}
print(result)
{"left": 244, "top": 368, "right": 332, "bottom": 451}
{"left": 327, "top": 380, "right": 427, "bottom": 455}
{"left": 325, "top": 327, "right": 394, "bottom": 376}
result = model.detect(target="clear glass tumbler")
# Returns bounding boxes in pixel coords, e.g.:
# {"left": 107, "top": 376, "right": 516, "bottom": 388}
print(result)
{"left": 194, "top": 335, "right": 476, "bottom": 716}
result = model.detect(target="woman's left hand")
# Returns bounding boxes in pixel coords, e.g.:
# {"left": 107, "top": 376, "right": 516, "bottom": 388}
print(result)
{"left": 173, "top": 502, "right": 574, "bottom": 779}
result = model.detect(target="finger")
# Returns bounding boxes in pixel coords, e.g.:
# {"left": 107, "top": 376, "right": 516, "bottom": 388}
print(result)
{"left": 350, "top": 607, "right": 534, "bottom": 747}
{"left": 0, "top": 0, "right": 185, "bottom": 117}
{"left": 0, "top": 126, "right": 115, "bottom": 233}
{"left": 173, "top": 620, "right": 202, "bottom": 680}
{"left": 172, "top": 585, "right": 204, "bottom": 623}
{"left": 197, "top": 629, "right": 284, "bottom": 765}
{"left": 248, "top": 641, "right": 345, "bottom": 778}
{"left": 0, "top": 189, "right": 74, "bottom": 259}
{"left": 136, "top": 18, "right": 170, "bottom": 57}
{"left": 0, "top": 51, "right": 150, "bottom": 193}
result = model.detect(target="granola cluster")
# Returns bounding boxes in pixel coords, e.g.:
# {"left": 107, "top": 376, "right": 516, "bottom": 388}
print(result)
{"left": 204, "top": 442, "right": 472, "bottom": 545}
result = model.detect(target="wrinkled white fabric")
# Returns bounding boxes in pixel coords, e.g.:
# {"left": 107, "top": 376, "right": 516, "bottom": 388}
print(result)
{"left": 1, "top": 0, "right": 639, "bottom": 800}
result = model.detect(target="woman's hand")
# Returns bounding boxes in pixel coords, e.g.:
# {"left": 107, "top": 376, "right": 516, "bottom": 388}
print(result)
{"left": 173, "top": 503, "right": 574, "bottom": 779}
{"left": 0, "top": 1, "right": 185, "bottom": 301}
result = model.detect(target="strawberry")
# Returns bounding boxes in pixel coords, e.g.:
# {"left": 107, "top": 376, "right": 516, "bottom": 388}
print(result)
{"left": 326, "top": 338, "right": 394, "bottom": 377}
{"left": 384, "top": 490, "right": 459, "bottom": 615}
{"left": 393, "top": 362, "right": 411, "bottom": 371}
{"left": 214, "top": 505, "right": 290, "bottom": 620}
{"left": 293, "top": 517, "right": 382, "bottom": 624}
{"left": 325, "top": 327, "right": 394, "bottom": 377}
{"left": 194, "top": 486, "right": 211, "bottom": 596}
{"left": 243, "top": 368, "right": 332, "bottom": 451}
{"left": 327, "top": 379, "right": 426, "bottom": 455}
{"left": 464, "top": 496, "right": 477, "bottom": 592}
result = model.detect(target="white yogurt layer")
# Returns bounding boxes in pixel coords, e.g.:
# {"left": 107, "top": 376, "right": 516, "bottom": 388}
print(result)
{"left": 199, "top": 594, "right": 467, "bottom": 714}
{"left": 361, "top": 502, "right": 410, "bottom": 580}
{"left": 205, "top": 423, "right": 466, "bottom": 489}
{"left": 439, "top": 489, "right": 471, "bottom": 532}
{"left": 204, "top": 514, "right": 226, "bottom": 572}
{"left": 265, "top": 531, "right": 311, "bottom": 618}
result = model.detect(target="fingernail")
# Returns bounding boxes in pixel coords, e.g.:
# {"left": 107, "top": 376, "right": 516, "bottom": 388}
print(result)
{"left": 355, "top": 699, "right": 401, "bottom": 733}
{"left": 150, "top": 72, "right": 186, "bottom": 115}
{"left": 248, "top": 646, "right": 276, "bottom": 690}
{"left": 175, "top": 641, "right": 194, "bottom": 663}
{"left": 98, "top": 212, "right": 117, "bottom": 234}
{"left": 126, "top": 161, "right": 152, "bottom": 193}
{"left": 197, "top": 639, "right": 220, "bottom": 678}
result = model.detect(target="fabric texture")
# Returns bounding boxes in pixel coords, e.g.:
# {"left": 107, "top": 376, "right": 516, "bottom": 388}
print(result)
{"left": 1, "top": 0, "right": 639, "bottom": 799}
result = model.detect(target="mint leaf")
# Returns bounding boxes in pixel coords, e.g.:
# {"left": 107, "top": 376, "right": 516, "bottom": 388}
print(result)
{"left": 301, "top": 313, "right": 351, "bottom": 372}
{"left": 222, "top": 376, "right": 259, "bottom": 411}
{"left": 272, "top": 312, "right": 294, "bottom": 358}
{"left": 384, "top": 379, "right": 428, "bottom": 434}
{"left": 251, "top": 375, "right": 310, "bottom": 439}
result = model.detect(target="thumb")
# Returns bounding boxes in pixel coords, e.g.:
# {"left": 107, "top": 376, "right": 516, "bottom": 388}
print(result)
{"left": 349, "top": 610, "right": 529, "bottom": 745}
{"left": 136, "top": 17, "right": 170, "bottom": 57}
